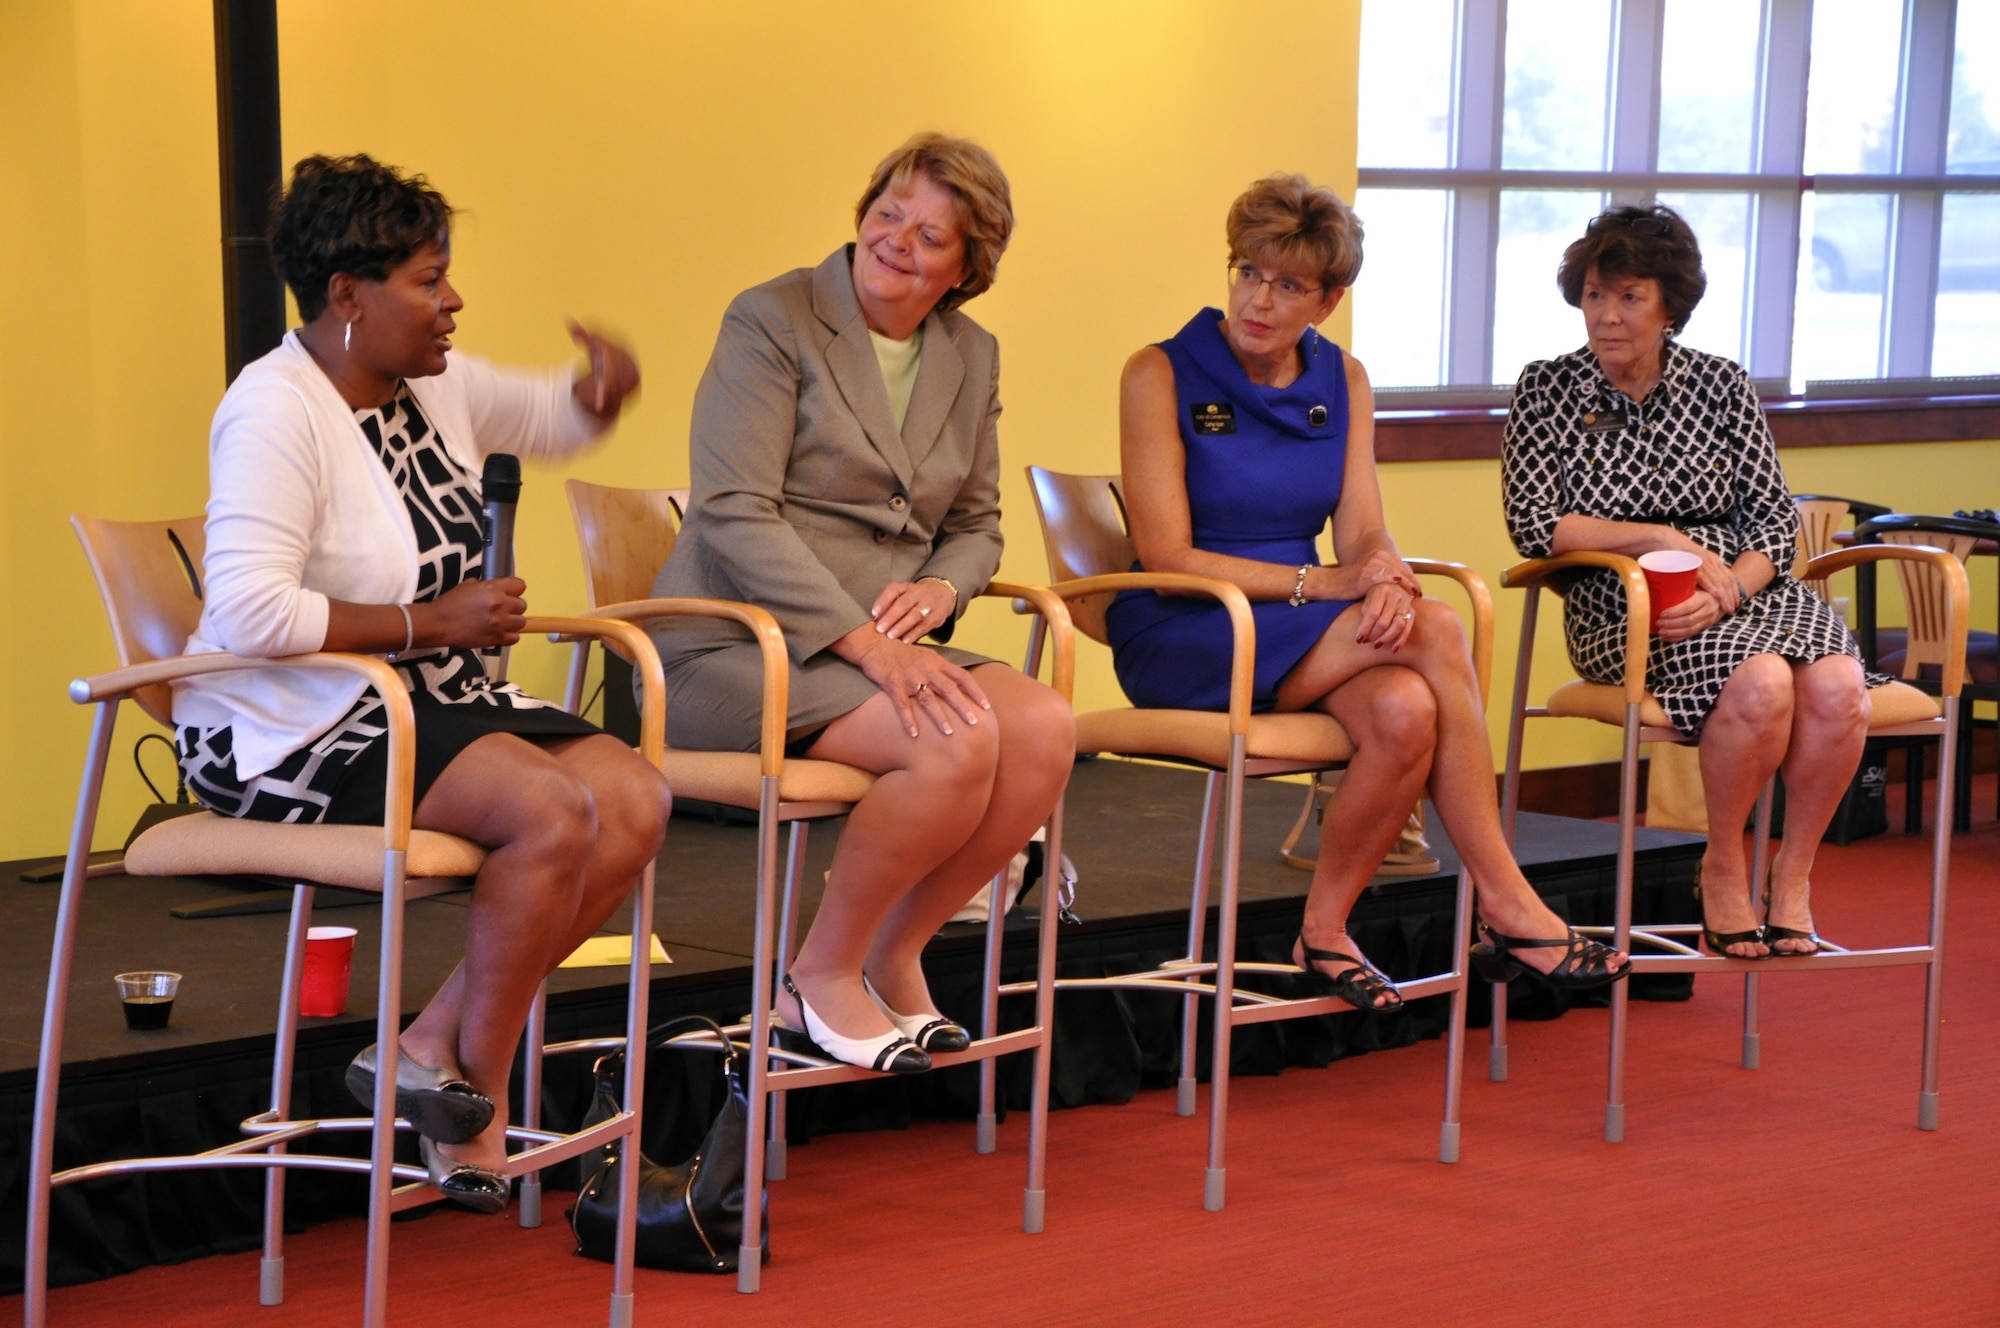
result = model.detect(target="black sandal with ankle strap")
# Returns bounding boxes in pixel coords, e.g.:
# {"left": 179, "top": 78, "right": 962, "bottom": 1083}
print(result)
{"left": 1293, "top": 937, "right": 1404, "bottom": 1012}
{"left": 1470, "top": 922, "right": 1632, "bottom": 989}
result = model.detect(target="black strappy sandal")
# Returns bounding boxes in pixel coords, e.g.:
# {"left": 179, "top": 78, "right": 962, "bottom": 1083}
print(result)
{"left": 1470, "top": 922, "right": 1632, "bottom": 989}
{"left": 1694, "top": 865, "right": 1769, "bottom": 959}
{"left": 1761, "top": 889, "right": 1823, "bottom": 956}
{"left": 1293, "top": 936, "right": 1405, "bottom": 1012}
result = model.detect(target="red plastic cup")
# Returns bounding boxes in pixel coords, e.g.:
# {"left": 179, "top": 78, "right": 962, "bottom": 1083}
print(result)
{"left": 300, "top": 926, "right": 357, "bottom": 1017}
{"left": 1637, "top": 550, "right": 1702, "bottom": 631}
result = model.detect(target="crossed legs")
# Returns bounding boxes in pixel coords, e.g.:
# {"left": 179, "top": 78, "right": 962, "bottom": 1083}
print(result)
{"left": 1275, "top": 598, "right": 1626, "bottom": 995}
{"left": 778, "top": 664, "right": 1073, "bottom": 1042}
{"left": 397, "top": 733, "right": 670, "bottom": 1173}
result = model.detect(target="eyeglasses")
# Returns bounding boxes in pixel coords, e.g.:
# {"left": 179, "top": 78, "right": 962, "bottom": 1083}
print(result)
{"left": 1226, "top": 262, "right": 1325, "bottom": 304}
{"left": 1587, "top": 213, "right": 1675, "bottom": 238}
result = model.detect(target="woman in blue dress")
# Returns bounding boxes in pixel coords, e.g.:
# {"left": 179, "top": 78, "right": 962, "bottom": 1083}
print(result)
{"left": 1109, "top": 174, "right": 1629, "bottom": 1010}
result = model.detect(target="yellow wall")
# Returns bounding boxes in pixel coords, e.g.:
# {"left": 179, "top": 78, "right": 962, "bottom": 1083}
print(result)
{"left": 1, "top": 0, "right": 1993, "bottom": 860}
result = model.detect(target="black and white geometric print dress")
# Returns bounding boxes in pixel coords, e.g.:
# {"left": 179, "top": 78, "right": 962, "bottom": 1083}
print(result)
{"left": 1502, "top": 342, "right": 1890, "bottom": 737}
{"left": 177, "top": 383, "right": 592, "bottom": 824}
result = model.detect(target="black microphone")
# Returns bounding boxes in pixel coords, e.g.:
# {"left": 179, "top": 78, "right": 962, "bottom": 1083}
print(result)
{"left": 481, "top": 453, "right": 521, "bottom": 581}
{"left": 480, "top": 453, "right": 522, "bottom": 681}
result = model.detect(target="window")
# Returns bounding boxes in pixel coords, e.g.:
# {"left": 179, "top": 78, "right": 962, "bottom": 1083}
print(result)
{"left": 1353, "top": 0, "right": 2000, "bottom": 399}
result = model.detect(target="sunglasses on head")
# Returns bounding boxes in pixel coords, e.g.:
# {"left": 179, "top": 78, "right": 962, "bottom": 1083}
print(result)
{"left": 1588, "top": 213, "right": 1675, "bottom": 237}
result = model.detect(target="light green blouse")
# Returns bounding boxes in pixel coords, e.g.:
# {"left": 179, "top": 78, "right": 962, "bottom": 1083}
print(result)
{"left": 869, "top": 325, "right": 924, "bottom": 430}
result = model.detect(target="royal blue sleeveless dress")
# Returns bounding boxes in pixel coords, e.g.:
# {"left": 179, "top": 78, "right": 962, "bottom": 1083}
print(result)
{"left": 1105, "top": 308, "right": 1354, "bottom": 712}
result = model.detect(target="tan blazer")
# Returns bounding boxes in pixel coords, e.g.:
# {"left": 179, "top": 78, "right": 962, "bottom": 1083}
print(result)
{"left": 650, "top": 245, "right": 1004, "bottom": 748}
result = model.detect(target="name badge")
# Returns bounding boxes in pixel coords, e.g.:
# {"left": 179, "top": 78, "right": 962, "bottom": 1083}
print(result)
{"left": 1579, "top": 408, "right": 1629, "bottom": 433}
{"left": 1190, "top": 403, "right": 1237, "bottom": 435}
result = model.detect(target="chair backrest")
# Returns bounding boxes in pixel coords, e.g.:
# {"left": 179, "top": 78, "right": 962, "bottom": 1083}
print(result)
{"left": 565, "top": 479, "right": 684, "bottom": 608}
{"left": 1875, "top": 527, "right": 1980, "bottom": 679}
{"left": 71, "top": 514, "right": 207, "bottom": 727}
{"left": 1024, "top": 467, "right": 1133, "bottom": 645}
{"left": 1793, "top": 497, "right": 1850, "bottom": 603}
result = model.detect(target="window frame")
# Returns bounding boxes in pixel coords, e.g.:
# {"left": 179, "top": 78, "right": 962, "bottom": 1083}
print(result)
{"left": 1357, "top": 0, "right": 2000, "bottom": 435}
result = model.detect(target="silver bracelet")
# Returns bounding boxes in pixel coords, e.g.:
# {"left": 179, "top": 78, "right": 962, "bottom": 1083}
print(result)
{"left": 1289, "top": 564, "right": 1312, "bottom": 607}
{"left": 393, "top": 602, "right": 414, "bottom": 655}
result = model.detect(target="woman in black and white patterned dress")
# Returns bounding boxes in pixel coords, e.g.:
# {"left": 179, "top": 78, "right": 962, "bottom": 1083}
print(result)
{"left": 175, "top": 155, "right": 667, "bottom": 1211}
{"left": 1503, "top": 204, "right": 1889, "bottom": 961}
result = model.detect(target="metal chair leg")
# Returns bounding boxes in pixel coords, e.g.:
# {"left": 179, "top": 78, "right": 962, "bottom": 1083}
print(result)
{"left": 739, "top": 775, "right": 782, "bottom": 1293}
{"left": 1439, "top": 866, "right": 1473, "bottom": 1164}
{"left": 25, "top": 703, "right": 118, "bottom": 1328}
{"left": 1920, "top": 696, "right": 1959, "bottom": 1131}
{"left": 1177, "top": 773, "right": 1223, "bottom": 1118}
{"left": 607, "top": 858, "right": 656, "bottom": 1327}
{"left": 1023, "top": 800, "right": 1066, "bottom": 1234}
{"left": 519, "top": 982, "right": 548, "bottom": 1228}
{"left": 976, "top": 865, "right": 1006, "bottom": 1155}
{"left": 361, "top": 848, "right": 410, "bottom": 1328}
{"left": 1203, "top": 739, "right": 1247, "bottom": 1212}
{"left": 1604, "top": 706, "right": 1642, "bottom": 1144}
{"left": 262, "top": 883, "right": 315, "bottom": 1305}
{"left": 766, "top": 822, "right": 808, "bottom": 1184}
{"left": 1743, "top": 785, "right": 1774, "bottom": 1070}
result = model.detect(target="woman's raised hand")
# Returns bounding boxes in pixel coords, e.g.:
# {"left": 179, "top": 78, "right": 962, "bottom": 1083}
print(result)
{"left": 424, "top": 576, "right": 527, "bottom": 648}
{"left": 870, "top": 579, "right": 956, "bottom": 643}
{"left": 567, "top": 321, "right": 641, "bottom": 422}
{"left": 852, "top": 634, "right": 991, "bottom": 738}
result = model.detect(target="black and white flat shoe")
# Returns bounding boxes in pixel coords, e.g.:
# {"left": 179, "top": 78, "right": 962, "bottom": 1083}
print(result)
{"left": 345, "top": 1043, "right": 494, "bottom": 1145}
{"left": 418, "top": 1136, "right": 508, "bottom": 1215}
{"left": 863, "top": 976, "right": 971, "bottom": 1053}
{"left": 779, "top": 974, "right": 930, "bottom": 1074}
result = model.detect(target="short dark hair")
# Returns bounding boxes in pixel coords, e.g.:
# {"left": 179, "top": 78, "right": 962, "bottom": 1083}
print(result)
{"left": 1557, "top": 204, "right": 1707, "bottom": 333}
{"left": 269, "top": 154, "right": 453, "bottom": 323}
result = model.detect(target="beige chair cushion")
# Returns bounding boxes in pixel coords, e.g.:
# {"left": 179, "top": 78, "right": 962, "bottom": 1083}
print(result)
{"left": 1545, "top": 677, "right": 1940, "bottom": 732}
{"left": 126, "top": 812, "right": 484, "bottom": 890}
{"left": 660, "top": 750, "right": 876, "bottom": 809}
{"left": 1076, "top": 708, "right": 1354, "bottom": 767}
{"left": 1545, "top": 681, "right": 1674, "bottom": 728}
{"left": 1868, "top": 679, "right": 1943, "bottom": 727}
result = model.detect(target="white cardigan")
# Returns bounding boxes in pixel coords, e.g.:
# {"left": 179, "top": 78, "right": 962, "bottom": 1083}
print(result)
{"left": 173, "top": 332, "right": 605, "bottom": 779}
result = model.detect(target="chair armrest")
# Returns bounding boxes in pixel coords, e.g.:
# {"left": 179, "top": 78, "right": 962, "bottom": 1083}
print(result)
{"left": 587, "top": 597, "right": 790, "bottom": 777}
{"left": 1802, "top": 544, "right": 1972, "bottom": 697}
{"left": 1045, "top": 572, "right": 1255, "bottom": 735}
{"left": 1502, "top": 552, "right": 1651, "bottom": 703}
{"left": 69, "top": 651, "right": 421, "bottom": 846}
{"left": 528, "top": 615, "right": 666, "bottom": 768}
{"left": 984, "top": 582, "right": 1076, "bottom": 703}
{"left": 1407, "top": 559, "right": 1495, "bottom": 708}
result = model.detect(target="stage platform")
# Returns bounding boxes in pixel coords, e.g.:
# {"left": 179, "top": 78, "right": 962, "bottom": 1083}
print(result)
{"left": 0, "top": 758, "right": 1700, "bottom": 1292}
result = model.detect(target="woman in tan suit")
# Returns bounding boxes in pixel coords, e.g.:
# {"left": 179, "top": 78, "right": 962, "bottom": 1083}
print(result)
{"left": 650, "top": 134, "right": 1073, "bottom": 1073}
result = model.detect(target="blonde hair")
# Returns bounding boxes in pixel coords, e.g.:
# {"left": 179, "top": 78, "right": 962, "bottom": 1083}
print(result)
{"left": 855, "top": 132, "right": 1014, "bottom": 311}
{"left": 1225, "top": 174, "right": 1364, "bottom": 291}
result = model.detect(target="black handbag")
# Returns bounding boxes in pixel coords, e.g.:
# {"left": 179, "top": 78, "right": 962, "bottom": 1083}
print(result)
{"left": 568, "top": 1014, "right": 770, "bottom": 1273}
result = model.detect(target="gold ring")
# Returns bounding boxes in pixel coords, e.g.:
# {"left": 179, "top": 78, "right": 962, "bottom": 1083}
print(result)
{"left": 919, "top": 605, "right": 931, "bottom": 617}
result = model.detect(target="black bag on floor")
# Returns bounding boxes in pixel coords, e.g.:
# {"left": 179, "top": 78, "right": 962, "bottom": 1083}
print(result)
{"left": 1765, "top": 737, "right": 1890, "bottom": 843}
{"left": 568, "top": 1014, "right": 770, "bottom": 1273}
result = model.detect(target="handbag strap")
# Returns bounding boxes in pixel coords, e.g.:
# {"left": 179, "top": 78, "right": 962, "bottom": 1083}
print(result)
{"left": 644, "top": 1013, "right": 744, "bottom": 1078}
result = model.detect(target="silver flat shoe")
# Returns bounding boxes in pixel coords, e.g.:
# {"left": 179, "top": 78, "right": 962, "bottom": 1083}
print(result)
{"left": 419, "top": 1136, "right": 508, "bottom": 1214}
{"left": 345, "top": 1043, "right": 494, "bottom": 1145}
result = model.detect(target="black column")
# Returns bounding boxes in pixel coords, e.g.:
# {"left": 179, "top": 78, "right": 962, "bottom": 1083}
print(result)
{"left": 213, "top": 0, "right": 285, "bottom": 383}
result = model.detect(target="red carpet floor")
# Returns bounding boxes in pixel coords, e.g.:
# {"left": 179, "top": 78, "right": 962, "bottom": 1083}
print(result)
{"left": 17, "top": 776, "right": 1999, "bottom": 1327}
